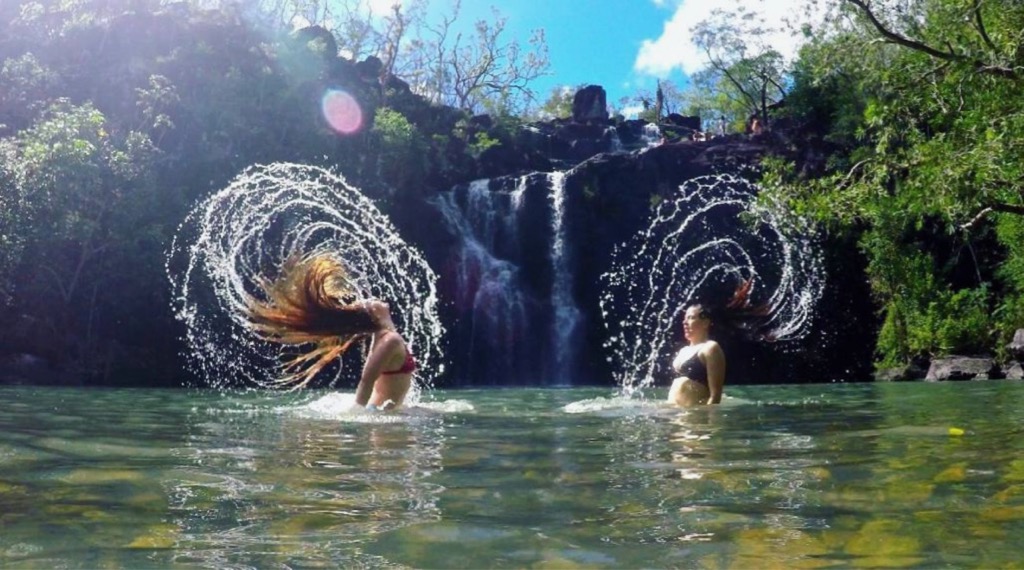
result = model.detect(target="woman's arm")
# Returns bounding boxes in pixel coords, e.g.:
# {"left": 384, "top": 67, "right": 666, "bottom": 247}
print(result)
{"left": 703, "top": 342, "right": 726, "bottom": 404}
{"left": 354, "top": 335, "right": 400, "bottom": 406}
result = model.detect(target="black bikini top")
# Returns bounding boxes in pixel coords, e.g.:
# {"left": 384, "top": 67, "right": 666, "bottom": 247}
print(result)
{"left": 674, "top": 352, "right": 708, "bottom": 385}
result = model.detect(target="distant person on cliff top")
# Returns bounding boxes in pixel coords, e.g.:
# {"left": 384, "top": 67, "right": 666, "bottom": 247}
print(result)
{"left": 245, "top": 254, "right": 415, "bottom": 410}
{"left": 668, "top": 279, "right": 767, "bottom": 406}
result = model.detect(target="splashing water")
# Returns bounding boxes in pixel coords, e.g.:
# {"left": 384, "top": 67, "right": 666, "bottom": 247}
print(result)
{"left": 600, "top": 174, "right": 824, "bottom": 396}
{"left": 166, "top": 163, "right": 444, "bottom": 397}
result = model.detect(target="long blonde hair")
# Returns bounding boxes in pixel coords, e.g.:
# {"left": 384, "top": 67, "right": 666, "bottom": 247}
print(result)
{"left": 246, "top": 254, "right": 377, "bottom": 389}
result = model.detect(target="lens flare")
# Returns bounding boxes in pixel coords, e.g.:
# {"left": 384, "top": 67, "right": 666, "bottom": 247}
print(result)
{"left": 321, "top": 89, "right": 363, "bottom": 134}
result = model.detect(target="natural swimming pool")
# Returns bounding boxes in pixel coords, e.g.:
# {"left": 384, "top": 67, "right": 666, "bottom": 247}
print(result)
{"left": 1, "top": 381, "right": 1022, "bottom": 568}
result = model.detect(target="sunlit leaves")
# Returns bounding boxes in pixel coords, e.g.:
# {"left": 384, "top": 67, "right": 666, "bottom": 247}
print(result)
{"left": 762, "top": 0, "right": 1024, "bottom": 363}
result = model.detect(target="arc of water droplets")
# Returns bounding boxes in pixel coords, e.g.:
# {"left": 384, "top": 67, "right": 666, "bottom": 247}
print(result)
{"left": 600, "top": 174, "right": 825, "bottom": 395}
{"left": 166, "top": 162, "right": 444, "bottom": 395}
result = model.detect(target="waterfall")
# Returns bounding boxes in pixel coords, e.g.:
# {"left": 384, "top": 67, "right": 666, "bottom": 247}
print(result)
{"left": 430, "top": 176, "right": 533, "bottom": 383}
{"left": 605, "top": 127, "right": 624, "bottom": 152}
{"left": 641, "top": 123, "right": 662, "bottom": 148}
{"left": 547, "top": 171, "right": 582, "bottom": 385}
{"left": 432, "top": 172, "right": 585, "bottom": 385}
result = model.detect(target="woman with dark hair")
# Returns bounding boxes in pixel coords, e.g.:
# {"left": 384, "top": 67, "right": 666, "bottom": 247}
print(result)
{"left": 668, "top": 279, "right": 764, "bottom": 407}
{"left": 245, "top": 254, "right": 416, "bottom": 410}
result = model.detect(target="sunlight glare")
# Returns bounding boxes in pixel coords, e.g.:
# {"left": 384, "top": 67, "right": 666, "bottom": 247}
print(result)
{"left": 321, "top": 89, "right": 363, "bottom": 134}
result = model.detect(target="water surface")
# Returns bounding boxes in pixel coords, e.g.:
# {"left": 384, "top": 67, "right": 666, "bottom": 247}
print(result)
{"left": 2, "top": 382, "right": 1023, "bottom": 568}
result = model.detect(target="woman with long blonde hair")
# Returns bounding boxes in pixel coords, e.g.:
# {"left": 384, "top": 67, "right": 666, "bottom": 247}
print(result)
{"left": 245, "top": 254, "right": 416, "bottom": 410}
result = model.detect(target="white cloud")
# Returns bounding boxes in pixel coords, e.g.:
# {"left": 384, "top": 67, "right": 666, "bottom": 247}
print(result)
{"left": 635, "top": 0, "right": 824, "bottom": 77}
{"left": 618, "top": 103, "right": 646, "bottom": 119}
{"left": 366, "top": 0, "right": 404, "bottom": 16}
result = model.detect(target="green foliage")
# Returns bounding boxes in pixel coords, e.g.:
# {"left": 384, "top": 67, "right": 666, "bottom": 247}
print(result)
{"left": 0, "top": 141, "right": 26, "bottom": 307}
{"left": 910, "top": 288, "right": 991, "bottom": 357}
{"left": 762, "top": 0, "right": 1024, "bottom": 364}
{"left": 467, "top": 131, "right": 500, "bottom": 159}
{"left": 866, "top": 216, "right": 992, "bottom": 362}
{"left": 690, "top": 7, "right": 789, "bottom": 123}
{"left": 134, "top": 75, "right": 179, "bottom": 134}
{"left": 994, "top": 214, "right": 1024, "bottom": 351}
{"left": 0, "top": 52, "right": 58, "bottom": 131}
{"left": 536, "top": 85, "right": 576, "bottom": 120}
{"left": 371, "top": 107, "right": 425, "bottom": 189}
{"left": 2, "top": 98, "right": 161, "bottom": 375}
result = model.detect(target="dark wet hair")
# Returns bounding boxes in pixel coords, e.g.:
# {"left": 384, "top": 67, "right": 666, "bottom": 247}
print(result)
{"left": 686, "top": 279, "right": 770, "bottom": 340}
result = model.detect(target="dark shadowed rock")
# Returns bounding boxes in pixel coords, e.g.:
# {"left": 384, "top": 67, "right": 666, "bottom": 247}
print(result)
{"left": 355, "top": 55, "right": 382, "bottom": 79}
{"left": 0, "top": 353, "right": 79, "bottom": 386}
{"left": 290, "top": 25, "right": 337, "bottom": 59}
{"left": 572, "top": 85, "right": 609, "bottom": 123}
{"left": 875, "top": 358, "right": 929, "bottom": 381}
{"left": 925, "top": 356, "right": 1001, "bottom": 381}
{"left": 470, "top": 114, "right": 493, "bottom": 129}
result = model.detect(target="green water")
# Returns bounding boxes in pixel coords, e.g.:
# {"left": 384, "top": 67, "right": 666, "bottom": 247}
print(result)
{"left": 1, "top": 382, "right": 1023, "bottom": 569}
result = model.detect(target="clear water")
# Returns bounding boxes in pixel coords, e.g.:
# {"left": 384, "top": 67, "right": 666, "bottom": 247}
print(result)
{"left": 2, "top": 381, "right": 1023, "bottom": 568}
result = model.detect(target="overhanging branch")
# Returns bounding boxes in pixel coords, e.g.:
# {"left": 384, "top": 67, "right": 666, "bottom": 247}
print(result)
{"left": 844, "top": 0, "right": 1018, "bottom": 80}
{"left": 961, "top": 203, "right": 1024, "bottom": 231}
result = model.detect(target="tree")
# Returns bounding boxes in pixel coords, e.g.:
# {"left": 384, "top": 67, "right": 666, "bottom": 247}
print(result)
{"left": 2, "top": 100, "right": 160, "bottom": 376}
{"left": 535, "top": 85, "right": 578, "bottom": 120}
{"left": 0, "top": 141, "right": 26, "bottom": 308}
{"left": 215, "top": 0, "right": 550, "bottom": 115}
{"left": 404, "top": 2, "right": 550, "bottom": 115}
{"left": 763, "top": 0, "right": 1024, "bottom": 363}
{"left": 691, "top": 7, "right": 789, "bottom": 126}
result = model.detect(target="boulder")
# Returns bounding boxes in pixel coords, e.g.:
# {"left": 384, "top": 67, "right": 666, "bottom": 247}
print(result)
{"left": 355, "top": 55, "right": 382, "bottom": 80}
{"left": 1007, "top": 329, "right": 1024, "bottom": 361}
{"left": 874, "top": 358, "right": 929, "bottom": 381}
{"left": 925, "top": 356, "right": 1001, "bottom": 381}
{"left": 572, "top": 85, "right": 608, "bottom": 123}
{"left": 1006, "top": 361, "right": 1024, "bottom": 380}
{"left": 290, "top": 25, "right": 337, "bottom": 59}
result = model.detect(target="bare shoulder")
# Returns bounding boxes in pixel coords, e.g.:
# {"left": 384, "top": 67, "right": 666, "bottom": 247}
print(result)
{"left": 701, "top": 340, "right": 724, "bottom": 358}
{"left": 376, "top": 331, "right": 406, "bottom": 352}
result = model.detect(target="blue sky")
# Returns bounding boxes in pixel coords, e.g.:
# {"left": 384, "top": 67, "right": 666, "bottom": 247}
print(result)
{"left": 412, "top": 0, "right": 823, "bottom": 113}
{"left": 440, "top": 1, "right": 679, "bottom": 108}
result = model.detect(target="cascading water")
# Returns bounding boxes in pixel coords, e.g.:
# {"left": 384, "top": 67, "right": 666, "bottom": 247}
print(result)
{"left": 600, "top": 173, "right": 825, "bottom": 396}
{"left": 640, "top": 123, "right": 662, "bottom": 149}
{"left": 604, "top": 127, "right": 624, "bottom": 152}
{"left": 547, "top": 170, "right": 582, "bottom": 385}
{"left": 166, "top": 162, "right": 444, "bottom": 396}
{"left": 431, "top": 177, "right": 531, "bottom": 382}
{"left": 431, "top": 172, "right": 584, "bottom": 385}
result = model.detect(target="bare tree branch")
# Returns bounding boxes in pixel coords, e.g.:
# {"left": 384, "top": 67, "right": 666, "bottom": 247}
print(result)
{"left": 961, "top": 203, "right": 1024, "bottom": 230}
